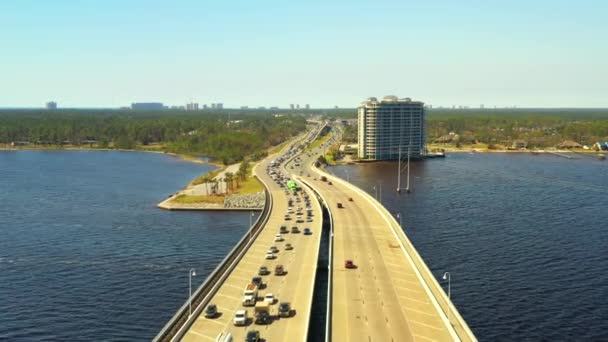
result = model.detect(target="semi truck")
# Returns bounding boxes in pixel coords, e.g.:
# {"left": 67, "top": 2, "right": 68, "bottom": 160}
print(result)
{"left": 242, "top": 283, "right": 258, "bottom": 306}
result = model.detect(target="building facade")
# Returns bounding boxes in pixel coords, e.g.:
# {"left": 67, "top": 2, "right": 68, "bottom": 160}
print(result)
{"left": 131, "top": 102, "right": 164, "bottom": 110}
{"left": 46, "top": 101, "right": 57, "bottom": 110}
{"left": 357, "top": 96, "right": 425, "bottom": 160}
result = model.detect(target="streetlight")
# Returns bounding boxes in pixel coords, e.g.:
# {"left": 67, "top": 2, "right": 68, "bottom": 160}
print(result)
{"left": 345, "top": 169, "right": 350, "bottom": 182}
{"left": 372, "top": 185, "right": 377, "bottom": 200}
{"left": 249, "top": 211, "right": 255, "bottom": 242}
{"left": 189, "top": 268, "right": 197, "bottom": 317}
{"left": 442, "top": 271, "right": 451, "bottom": 323}
{"left": 395, "top": 212, "right": 402, "bottom": 229}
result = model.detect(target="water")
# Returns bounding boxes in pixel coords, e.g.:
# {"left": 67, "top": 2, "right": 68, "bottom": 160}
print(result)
{"left": 330, "top": 153, "right": 608, "bottom": 341}
{"left": 0, "top": 151, "right": 249, "bottom": 341}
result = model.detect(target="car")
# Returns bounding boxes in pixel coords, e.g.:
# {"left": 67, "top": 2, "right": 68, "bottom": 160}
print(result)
{"left": 306, "top": 218, "right": 313, "bottom": 223}
{"left": 204, "top": 304, "right": 218, "bottom": 318}
{"left": 274, "top": 234, "right": 284, "bottom": 242}
{"left": 265, "top": 251, "right": 275, "bottom": 259}
{"left": 337, "top": 202, "right": 343, "bottom": 208}
{"left": 254, "top": 311, "right": 272, "bottom": 325}
{"left": 296, "top": 218, "right": 304, "bottom": 223}
{"left": 280, "top": 225, "right": 289, "bottom": 234}
{"left": 284, "top": 215, "right": 291, "bottom": 221}
{"left": 233, "top": 310, "right": 248, "bottom": 326}
{"left": 278, "top": 302, "right": 291, "bottom": 318}
{"left": 345, "top": 260, "right": 356, "bottom": 269}
{"left": 252, "top": 276, "right": 263, "bottom": 288}
{"left": 348, "top": 197, "right": 353, "bottom": 202}
{"left": 274, "top": 264, "right": 285, "bottom": 276}
{"left": 328, "top": 181, "right": 333, "bottom": 185}
{"left": 216, "top": 331, "right": 233, "bottom": 342}
{"left": 245, "top": 330, "right": 260, "bottom": 342}
{"left": 264, "top": 293, "right": 275, "bottom": 304}
{"left": 291, "top": 226, "right": 300, "bottom": 233}
{"left": 258, "top": 266, "right": 270, "bottom": 275}
{"left": 285, "top": 243, "right": 293, "bottom": 250}
{"left": 303, "top": 228, "right": 312, "bottom": 235}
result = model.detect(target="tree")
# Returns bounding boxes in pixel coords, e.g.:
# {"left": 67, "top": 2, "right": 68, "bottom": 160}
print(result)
{"left": 224, "top": 172, "right": 234, "bottom": 192}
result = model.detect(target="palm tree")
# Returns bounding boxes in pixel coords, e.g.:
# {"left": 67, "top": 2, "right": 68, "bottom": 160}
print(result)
{"left": 224, "top": 172, "right": 234, "bottom": 192}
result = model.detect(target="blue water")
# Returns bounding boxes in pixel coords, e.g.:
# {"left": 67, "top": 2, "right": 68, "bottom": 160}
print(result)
{"left": 0, "top": 151, "right": 249, "bottom": 341}
{"left": 330, "top": 153, "right": 608, "bottom": 341}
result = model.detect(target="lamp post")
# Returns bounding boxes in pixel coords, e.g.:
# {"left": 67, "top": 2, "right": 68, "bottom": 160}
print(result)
{"left": 189, "top": 268, "right": 197, "bottom": 316}
{"left": 249, "top": 211, "right": 255, "bottom": 242}
{"left": 372, "top": 185, "right": 377, "bottom": 200}
{"left": 442, "top": 271, "right": 451, "bottom": 323}
{"left": 396, "top": 212, "right": 402, "bottom": 229}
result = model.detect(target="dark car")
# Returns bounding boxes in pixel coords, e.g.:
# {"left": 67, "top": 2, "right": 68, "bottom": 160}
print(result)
{"left": 345, "top": 260, "right": 356, "bottom": 269}
{"left": 275, "top": 264, "right": 285, "bottom": 276}
{"left": 246, "top": 330, "right": 260, "bottom": 342}
{"left": 280, "top": 225, "right": 289, "bottom": 234}
{"left": 278, "top": 302, "right": 291, "bottom": 317}
{"left": 255, "top": 311, "right": 272, "bottom": 325}
{"left": 258, "top": 266, "right": 270, "bottom": 276}
{"left": 204, "top": 304, "right": 218, "bottom": 318}
{"left": 337, "top": 202, "right": 343, "bottom": 208}
{"left": 291, "top": 226, "right": 300, "bottom": 233}
{"left": 303, "top": 228, "right": 312, "bottom": 235}
{"left": 252, "top": 276, "right": 263, "bottom": 288}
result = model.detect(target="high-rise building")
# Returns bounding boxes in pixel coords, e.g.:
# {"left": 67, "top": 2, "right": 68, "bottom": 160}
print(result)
{"left": 217, "top": 103, "right": 224, "bottom": 110}
{"left": 305, "top": 104, "right": 310, "bottom": 110}
{"left": 131, "top": 102, "right": 164, "bottom": 110}
{"left": 290, "top": 104, "right": 295, "bottom": 110}
{"left": 186, "top": 102, "right": 199, "bottom": 111}
{"left": 357, "top": 96, "right": 425, "bottom": 161}
{"left": 46, "top": 101, "right": 57, "bottom": 110}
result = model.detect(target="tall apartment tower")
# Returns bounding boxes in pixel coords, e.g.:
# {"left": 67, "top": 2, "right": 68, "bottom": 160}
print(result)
{"left": 46, "top": 101, "right": 57, "bottom": 110}
{"left": 357, "top": 96, "right": 425, "bottom": 160}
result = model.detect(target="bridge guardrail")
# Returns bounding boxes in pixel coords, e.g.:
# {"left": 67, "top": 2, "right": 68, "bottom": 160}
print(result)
{"left": 153, "top": 178, "right": 273, "bottom": 342}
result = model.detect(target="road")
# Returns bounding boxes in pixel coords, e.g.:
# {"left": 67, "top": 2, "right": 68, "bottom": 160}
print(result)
{"left": 180, "top": 130, "right": 323, "bottom": 342}
{"left": 286, "top": 125, "right": 476, "bottom": 342}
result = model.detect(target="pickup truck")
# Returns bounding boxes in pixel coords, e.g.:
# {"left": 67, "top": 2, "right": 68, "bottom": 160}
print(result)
{"left": 242, "top": 283, "right": 258, "bottom": 306}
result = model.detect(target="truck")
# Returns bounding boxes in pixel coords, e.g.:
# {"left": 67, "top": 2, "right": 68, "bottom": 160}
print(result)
{"left": 254, "top": 301, "right": 270, "bottom": 317}
{"left": 242, "top": 283, "right": 258, "bottom": 306}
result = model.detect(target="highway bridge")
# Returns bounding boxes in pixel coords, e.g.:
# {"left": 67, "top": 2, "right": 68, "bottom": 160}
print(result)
{"left": 155, "top": 124, "right": 477, "bottom": 342}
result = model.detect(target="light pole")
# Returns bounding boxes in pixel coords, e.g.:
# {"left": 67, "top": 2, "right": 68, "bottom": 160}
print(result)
{"left": 372, "top": 185, "right": 377, "bottom": 200}
{"left": 189, "top": 268, "right": 197, "bottom": 317}
{"left": 442, "top": 271, "right": 451, "bottom": 323}
{"left": 345, "top": 169, "right": 350, "bottom": 182}
{"left": 396, "top": 212, "right": 402, "bottom": 229}
{"left": 249, "top": 211, "right": 255, "bottom": 242}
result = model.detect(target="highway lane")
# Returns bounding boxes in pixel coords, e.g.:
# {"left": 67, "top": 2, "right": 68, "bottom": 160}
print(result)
{"left": 287, "top": 126, "right": 475, "bottom": 342}
{"left": 180, "top": 133, "right": 323, "bottom": 342}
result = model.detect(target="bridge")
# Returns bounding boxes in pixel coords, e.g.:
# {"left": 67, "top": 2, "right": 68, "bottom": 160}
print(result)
{"left": 154, "top": 124, "right": 477, "bottom": 342}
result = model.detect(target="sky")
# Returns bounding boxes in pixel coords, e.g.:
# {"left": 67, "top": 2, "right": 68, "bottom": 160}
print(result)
{"left": 1, "top": 0, "right": 607, "bottom": 108}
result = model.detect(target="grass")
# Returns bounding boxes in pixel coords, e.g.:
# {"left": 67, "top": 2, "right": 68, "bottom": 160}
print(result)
{"left": 172, "top": 194, "right": 225, "bottom": 204}
{"left": 268, "top": 141, "right": 289, "bottom": 155}
{"left": 308, "top": 132, "right": 331, "bottom": 151}
{"left": 234, "top": 167, "right": 264, "bottom": 194}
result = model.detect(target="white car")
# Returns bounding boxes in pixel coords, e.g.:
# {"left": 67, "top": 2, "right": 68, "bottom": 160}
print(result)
{"left": 264, "top": 293, "right": 275, "bottom": 304}
{"left": 274, "top": 234, "right": 284, "bottom": 242}
{"left": 265, "top": 251, "right": 275, "bottom": 259}
{"left": 233, "top": 310, "right": 248, "bottom": 326}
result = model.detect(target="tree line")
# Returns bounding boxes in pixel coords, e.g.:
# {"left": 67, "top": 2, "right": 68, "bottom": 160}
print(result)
{"left": 0, "top": 110, "right": 307, "bottom": 164}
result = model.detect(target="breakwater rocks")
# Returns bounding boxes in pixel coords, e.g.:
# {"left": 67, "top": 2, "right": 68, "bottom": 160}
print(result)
{"left": 224, "top": 192, "right": 265, "bottom": 209}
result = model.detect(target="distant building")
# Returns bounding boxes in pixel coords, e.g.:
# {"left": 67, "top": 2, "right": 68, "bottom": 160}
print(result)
{"left": 240, "top": 106, "right": 249, "bottom": 110}
{"left": 296, "top": 104, "right": 300, "bottom": 109}
{"left": 131, "top": 102, "right": 164, "bottom": 110}
{"left": 357, "top": 96, "right": 425, "bottom": 160}
{"left": 305, "top": 104, "right": 310, "bottom": 110}
{"left": 46, "top": 101, "right": 57, "bottom": 110}
{"left": 203, "top": 104, "right": 208, "bottom": 110}
{"left": 270, "top": 106, "right": 279, "bottom": 110}
{"left": 290, "top": 104, "right": 295, "bottom": 110}
{"left": 186, "top": 102, "right": 199, "bottom": 111}
{"left": 217, "top": 103, "right": 224, "bottom": 110}
{"left": 334, "top": 105, "right": 339, "bottom": 109}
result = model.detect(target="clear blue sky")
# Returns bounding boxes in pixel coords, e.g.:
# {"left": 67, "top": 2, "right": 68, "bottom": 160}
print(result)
{"left": 1, "top": 0, "right": 606, "bottom": 108}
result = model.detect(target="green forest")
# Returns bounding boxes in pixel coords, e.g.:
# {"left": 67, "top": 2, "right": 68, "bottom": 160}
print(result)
{"left": 0, "top": 110, "right": 307, "bottom": 164}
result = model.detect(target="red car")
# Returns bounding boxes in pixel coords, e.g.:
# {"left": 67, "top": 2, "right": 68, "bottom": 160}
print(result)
{"left": 344, "top": 260, "right": 356, "bottom": 269}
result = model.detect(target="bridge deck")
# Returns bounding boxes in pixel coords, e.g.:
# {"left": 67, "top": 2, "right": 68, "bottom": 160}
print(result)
{"left": 180, "top": 146, "right": 323, "bottom": 342}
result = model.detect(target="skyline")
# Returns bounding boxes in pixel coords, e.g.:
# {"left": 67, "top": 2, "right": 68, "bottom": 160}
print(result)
{"left": 1, "top": 0, "right": 607, "bottom": 108}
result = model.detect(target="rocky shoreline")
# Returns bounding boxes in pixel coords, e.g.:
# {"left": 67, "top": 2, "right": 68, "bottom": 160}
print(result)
{"left": 157, "top": 191, "right": 265, "bottom": 211}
